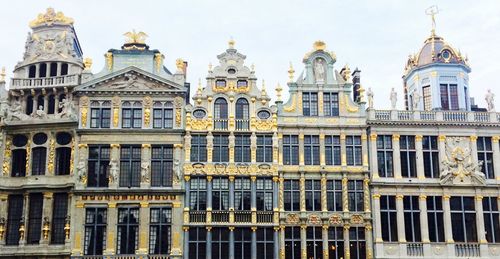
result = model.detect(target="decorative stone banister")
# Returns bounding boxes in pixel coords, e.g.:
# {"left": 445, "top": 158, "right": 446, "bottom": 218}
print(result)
{"left": 11, "top": 74, "right": 80, "bottom": 89}
{"left": 368, "top": 109, "right": 500, "bottom": 124}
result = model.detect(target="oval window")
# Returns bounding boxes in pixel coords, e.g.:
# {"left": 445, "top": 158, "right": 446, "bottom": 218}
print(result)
{"left": 13, "top": 134, "right": 28, "bottom": 147}
{"left": 257, "top": 110, "right": 271, "bottom": 119}
{"left": 193, "top": 109, "right": 206, "bottom": 119}
{"left": 227, "top": 68, "right": 236, "bottom": 74}
{"left": 33, "top": 133, "right": 48, "bottom": 145}
{"left": 56, "top": 132, "right": 72, "bottom": 145}
{"left": 442, "top": 50, "right": 451, "bottom": 60}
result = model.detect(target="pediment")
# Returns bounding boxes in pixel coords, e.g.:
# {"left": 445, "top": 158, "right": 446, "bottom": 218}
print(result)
{"left": 76, "top": 67, "right": 186, "bottom": 93}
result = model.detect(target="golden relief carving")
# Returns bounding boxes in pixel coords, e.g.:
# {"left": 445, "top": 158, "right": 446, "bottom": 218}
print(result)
{"left": 340, "top": 93, "right": 359, "bottom": 113}
{"left": 350, "top": 214, "right": 364, "bottom": 224}
{"left": 105, "top": 52, "right": 113, "bottom": 71}
{"left": 251, "top": 118, "right": 273, "bottom": 131}
{"left": 112, "top": 96, "right": 120, "bottom": 128}
{"left": 154, "top": 53, "right": 163, "bottom": 73}
{"left": 47, "top": 138, "right": 56, "bottom": 174}
{"left": 342, "top": 177, "right": 348, "bottom": 212}
{"left": 2, "top": 138, "right": 12, "bottom": 175}
{"left": 364, "top": 178, "right": 370, "bottom": 212}
{"left": 29, "top": 8, "right": 74, "bottom": 28}
{"left": 124, "top": 30, "right": 148, "bottom": 44}
{"left": 329, "top": 214, "right": 343, "bottom": 225}
{"left": 283, "top": 93, "right": 297, "bottom": 112}
{"left": 143, "top": 96, "right": 152, "bottom": 127}
{"left": 70, "top": 139, "right": 75, "bottom": 175}
{"left": 300, "top": 177, "right": 306, "bottom": 211}
{"left": 174, "top": 97, "right": 183, "bottom": 127}
{"left": 25, "top": 140, "right": 31, "bottom": 174}
{"left": 286, "top": 213, "right": 300, "bottom": 224}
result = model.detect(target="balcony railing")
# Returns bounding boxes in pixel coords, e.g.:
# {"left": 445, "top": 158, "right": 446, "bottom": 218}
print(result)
{"left": 406, "top": 243, "right": 423, "bottom": 257}
{"left": 72, "top": 256, "right": 169, "bottom": 259}
{"left": 213, "top": 119, "right": 228, "bottom": 130}
{"left": 455, "top": 243, "right": 480, "bottom": 257}
{"left": 11, "top": 74, "right": 80, "bottom": 89}
{"left": 189, "top": 211, "right": 206, "bottom": 223}
{"left": 369, "top": 109, "right": 500, "bottom": 124}
{"left": 212, "top": 211, "right": 230, "bottom": 223}
{"left": 234, "top": 211, "right": 252, "bottom": 223}
{"left": 235, "top": 119, "right": 250, "bottom": 130}
{"left": 256, "top": 211, "right": 274, "bottom": 223}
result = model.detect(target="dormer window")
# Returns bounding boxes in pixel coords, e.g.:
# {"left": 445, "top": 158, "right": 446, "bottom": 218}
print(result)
{"left": 237, "top": 80, "right": 248, "bottom": 88}
{"left": 216, "top": 80, "right": 226, "bottom": 88}
{"left": 441, "top": 50, "right": 451, "bottom": 61}
{"left": 227, "top": 68, "right": 236, "bottom": 74}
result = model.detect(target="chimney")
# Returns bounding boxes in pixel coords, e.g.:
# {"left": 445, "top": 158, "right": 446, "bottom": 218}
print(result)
{"left": 182, "top": 61, "right": 188, "bottom": 79}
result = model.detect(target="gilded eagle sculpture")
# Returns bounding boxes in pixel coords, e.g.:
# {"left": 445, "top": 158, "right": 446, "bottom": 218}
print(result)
{"left": 123, "top": 30, "right": 148, "bottom": 44}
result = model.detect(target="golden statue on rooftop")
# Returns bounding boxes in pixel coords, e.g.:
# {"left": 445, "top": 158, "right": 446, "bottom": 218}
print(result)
{"left": 123, "top": 30, "right": 148, "bottom": 44}
{"left": 29, "top": 8, "right": 74, "bottom": 28}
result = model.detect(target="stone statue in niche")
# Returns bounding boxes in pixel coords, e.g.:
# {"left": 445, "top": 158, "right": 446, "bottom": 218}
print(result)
{"left": 314, "top": 58, "right": 326, "bottom": 82}
{"left": 108, "top": 160, "right": 119, "bottom": 183}
{"left": 367, "top": 87, "right": 374, "bottom": 109}
{"left": 173, "top": 158, "right": 181, "bottom": 183}
{"left": 485, "top": 89, "right": 495, "bottom": 112}
{"left": 32, "top": 105, "right": 47, "bottom": 119}
{"left": 390, "top": 88, "right": 397, "bottom": 109}
{"left": 412, "top": 90, "right": 421, "bottom": 110}
{"left": 6, "top": 99, "right": 29, "bottom": 121}
{"left": 58, "top": 98, "right": 76, "bottom": 120}
{"left": 77, "top": 161, "right": 87, "bottom": 184}
{"left": 440, "top": 136, "right": 485, "bottom": 185}
{"left": 141, "top": 162, "right": 150, "bottom": 183}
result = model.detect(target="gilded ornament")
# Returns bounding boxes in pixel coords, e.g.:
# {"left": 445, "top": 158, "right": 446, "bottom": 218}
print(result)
{"left": 329, "top": 214, "right": 343, "bottom": 225}
{"left": 286, "top": 213, "right": 300, "bottom": 224}
{"left": 25, "top": 140, "right": 31, "bottom": 174}
{"left": 83, "top": 58, "right": 92, "bottom": 70}
{"left": 283, "top": 93, "right": 297, "bottom": 112}
{"left": 47, "top": 138, "right": 56, "bottom": 174}
{"left": 123, "top": 30, "right": 148, "bottom": 44}
{"left": 2, "top": 138, "right": 11, "bottom": 175}
{"left": 176, "top": 58, "right": 185, "bottom": 73}
{"left": 29, "top": 8, "right": 74, "bottom": 28}
{"left": 350, "top": 214, "right": 364, "bottom": 224}
{"left": 154, "top": 53, "right": 163, "bottom": 72}
{"left": 105, "top": 52, "right": 113, "bottom": 71}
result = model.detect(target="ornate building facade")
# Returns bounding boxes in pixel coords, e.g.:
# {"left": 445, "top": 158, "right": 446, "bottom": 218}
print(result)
{"left": 0, "top": 7, "right": 499, "bottom": 259}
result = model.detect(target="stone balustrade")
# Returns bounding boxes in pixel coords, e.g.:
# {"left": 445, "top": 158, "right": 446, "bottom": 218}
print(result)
{"left": 368, "top": 109, "right": 500, "bottom": 124}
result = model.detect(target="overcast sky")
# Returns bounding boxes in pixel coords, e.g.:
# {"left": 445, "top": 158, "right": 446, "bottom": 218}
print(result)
{"left": 1, "top": 0, "right": 499, "bottom": 109}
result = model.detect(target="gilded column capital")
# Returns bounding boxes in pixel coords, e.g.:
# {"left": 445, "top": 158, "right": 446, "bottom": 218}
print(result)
{"left": 415, "top": 135, "right": 423, "bottom": 142}
{"left": 392, "top": 134, "right": 400, "bottom": 141}
{"left": 438, "top": 135, "right": 446, "bottom": 142}
{"left": 396, "top": 194, "right": 404, "bottom": 200}
{"left": 492, "top": 136, "right": 500, "bottom": 143}
{"left": 174, "top": 143, "right": 183, "bottom": 149}
{"left": 43, "top": 192, "right": 53, "bottom": 199}
{"left": 419, "top": 194, "right": 427, "bottom": 201}
{"left": 110, "top": 144, "right": 120, "bottom": 149}
{"left": 372, "top": 194, "right": 381, "bottom": 200}
{"left": 443, "top": 195, "right": 451, "bottom": 200}
{"left": 370, "top": 133, "right": 377, "bottom": 141}
{"left": 78, "top": 143, "right": 88, "bottom": 148}
{"left": 470, "top": 135, "right": 478, "bottom": 142}
{"left": 475, "top": 195, "right": 483, "bottom": 201}
{"left": 141, "top": 144, "right": 151, "bottom": 149}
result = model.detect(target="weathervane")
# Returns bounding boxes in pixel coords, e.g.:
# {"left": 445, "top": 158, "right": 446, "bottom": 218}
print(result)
{"left": 425, "top": 5, "right": 439, "bottom": 35}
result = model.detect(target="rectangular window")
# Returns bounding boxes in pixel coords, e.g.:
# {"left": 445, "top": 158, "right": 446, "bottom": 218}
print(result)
{"left": 328, "top": 227, "right": 345, "bottom": 259}
{"left": 285, "top": 227, "right": 301, "bottom": 259}
{"left": 284, "top": 179, "right": 300, "bottom": 211}
{"left": 31, "top": 147, "right": 47, "bottom": 175}
{"left": 6, "top": 195, "right": 23, "bottom": 245}
{"left": 149, "top": 208, "right": 172, "bottom": 254}
{"left": 377, "top": 135, "right": 393, "bottom": 177}
{"left": 119, "top": 145, "right": 141, "bottom": 187}
{"left": 450, "top": 84, "right": 459, "bottom": 110}
{"left": 477, "top": 137, "right": 494, "bottom": 179}
{"left": 304, "top": 135, "right": 320, "bottom": 165}
{"left": 325, "top": 136, "right": 341, "bottom": 166}
{"left": 189, "top": 177, "right": 207, "bottom": 210}
{"left": 400, "top": 135, "right": 417, "bottom": 178}
{"left": 323, "top": 92, "right": 339, "bottom": 116}
{"left": 234, "top": 178, "right": 252, "bottom": 210}
{"left": 211, "top": 227, "right": 230, "bottom": 259}
{"left": 303, "top": 92, "right": 318, "bottom": 116}
{"left": 122, "top": 107, "right": 142, "bottom": 128}
{"left": 483, "top": 197, "right": 500, "bottom": 243}
{"left": 55, "top": 147, "right": 72, "bottom": 175}
{"left": 87, "top": 145, "right": 110, "bottom": 187}
{"left": 256, "top": 135, "right": 273, "bottom": 163}
{"left": 423, "top": 136, "right": 439, "bottom": 178}
{"left": 305, "top": 179, "right": 321, "bottom": 211}
{"left": 84, "top": 208, "right": 107, "bottom": 255}
{"left": 346, "top": 136, "right": 362, "bottom": 166}
{"left": 151, "top": 145, "right": 173, "bottom": 187}
{"left": 423, "top": 85, "right": 431, "bottom": 111}
{"left": 403, "top": 196, "right": 421, "bottom": 242}
{"left": 381, "top": 195, "right": 398, "bottom": 242}
{"left": 117, "top": 207, "right": 139, "bottom": 254}
{"left": 326, "top": 180, "right": 342, "bottom": 211}
{"left": 153, "top": 106, "right": 173, "bottom": 129}
{"left": 234, "top": 228, "right": 252, "bottom": 258}
{"left": 90, "top": 107, "right": 111, "bottom": 128}
{"left": 212, "top": 177, "right": 229, "bottom": 210}
{"left": 306, "top": 227, "right": 323, "bottom": 259}
{"left": 348, "top": 180, "right": 364, "bottom": 212}
{"left": 213, "top": 135, "right": 229, "bottom": 163}
{"left": 350, "top": 227, "right": 366, "bottom": 259}
{"left": 235, "top": 135, "right": 251, "bottom": 163}
{"left": 256, "top": 178, "right": 273, "bottom": 211}
{"left": 283, "top": 135, "right": 299, "bottom": 165}
{"left": 427, "top": 196, "right": 445, "bottom": 242}
{"left": 440, "top": 84, "right": 449, "bottom": 110}
{"left": 256, "top": 228, "right": 274, "bottom": 259}
{"left": 190, "top": 134, "right": 207, "bottom": 162}
{"left": 27, "top": 193, "right": 43, "bottom": 244}
{"left": 51, "top": 193, "right": 68, "bottom": 244}
{"left": 188, "top": 227, "right": 206, "bottom": 259}
{"left": 11, "top": 149, "right": 27, "bottom": 177}
{"left": 451, "top": 196, "right": 477, "bottom": 242}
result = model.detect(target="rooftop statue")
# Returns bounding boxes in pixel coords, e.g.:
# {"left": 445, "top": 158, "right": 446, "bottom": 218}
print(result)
{"left": 390, "top": 87, "right": 397, "bottom": 110}
{"left": 485, "top": 89, "right": 495, "bottom": 112}
{"left": 367, "top": 87, "right": 374, "bottom": 109}
{"left": 413, "top": 90, "right": 421, "bottom": 110}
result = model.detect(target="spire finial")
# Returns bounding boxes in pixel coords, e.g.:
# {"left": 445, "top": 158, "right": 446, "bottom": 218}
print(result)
{"left": 276, "top": 82, "right": 283, "bottom": 102}
{"left": 228, "top": 37, "right": 235, "bottom": 49}
{"left": 425, "top": 5, "right": 439, "bottom": 36}
{"left": 288, "top": 62, "right": 295, "bottom": 83}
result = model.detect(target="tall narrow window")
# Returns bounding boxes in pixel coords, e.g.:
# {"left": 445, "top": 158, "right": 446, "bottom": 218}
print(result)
{"left": 47, "top": 94, "right": 55, "bottom": 114}
{"left": 427, "top": 196, "right": 445, "bottom": 242}
{"left": 440, "top": 84, "right": 449, "bottom": 110}
{"left": 348, "top": 180, "right": 364, "bottom": 212}
{"left": 90, "top": 101, "right": 111, "bottom": 128}
{"left": 87, "top": 145, "right": 110, "bottom": 187}
{"left": 451, "top": 196, "right": 477, "bottom": 242}
{"left": 449, "top": 84, "right": 459, "bottom": 110}
{"left": 483, "top": 197, "right": 500, "bottom": 243}
{"left": 346, "top": 135, "right": 362, "bottom": 166}
{"left": 403, "top": 196, "right": 421, "bottom": 242}
{"left": 122, "top": 101, "right": 142, "bottom": 128}
{"left": 326, "top": 180, "right": 342, "bottom": 211}
{"left": 423, "top": 136, "right": 439, "bottom": 178}
{"left": 189, "top": 177, "right": 207, "bottom": 210}
{"left": 377, "top": 135, "right": 393, "bottom": 177}
{"left": 285, "top": 227, "right": 301, "bottom": 259}
{"left": 284, "top": 179, "right": 300, "bottom": 211}
{"left": 325, "top": 136, "right": 341, "bottom": 166}
{"left": 37, "top": 95, "right": 44, "bottom": 111}
{"left": 188, "top": 227, "right": 206, "bottom": 258}
{"left": 304, "top": 135, "right": 320, "bottom": 165}
{"left": 349, "top": 227, "right": 366, "bottom": 259}
{"left": 235, "top": 98, "right": 249, "bottom": 130}
{"left": 400, "top": 135, "right": 417, "bottom": 178}
{"left": 256, "top": 228, "right": 274, "bottom": 259}
{"left": 214, "top": 98, "right": 228, "bottom": 130}
{"left": 235, "top": 135, "right": 251, "bottom": 163}
{"left": 31, "top": 132, "right": 48, "bottom": 175}
{"left": 234, "top": 228, "right": 252, "bottom": 258}
{"left": 151, "top": 145, "right": 173, "bottom": 187}
{"left": 306, "top": 227, "right": 323, "bottom": 259}
{"left": 55, "top": 132, "right": 72, "bottom": 175}
{"left": 256, "top": 178, "right": 273, "bottom": 211}
{"left": 305, "top": 179, "right": 321, "bottom": 211}
{"left": 323, "top": 92, "right": 339, "bottom": 116}
{"left": 153, "top": 101, "right": 174, "bottom": 129}
{"left": 283, "top": 135, "right": 299, "bottom": 165}
{"left": 149, "top": 208, "right": 172, "bottom": 254}
{"left": 27, "top": 193, "right": 43, "bottom": 244}
{"left": 6, "top": 195, "right": 23, "bottom": 245}
{"left": 477, "top": 137, "right": 494, "bottom": 179}
{"left": 117, "top": 207, "right": 139, "bottom": 255}
{"left": 211, "top": 228, "right": 230, "bottom": 259}
{"left": 328, "top": 227, "right": 345, "bottom": 259}
{"left": 51, "top": 193, "right": 68, "bottom": 244}
{"left": 26, "top": 95, "right": 34, "bottom": 115}
{"left": 234, "top": 178, "right": 251, "bottom": 210}
{"left": 84, "top": 208, "right": 107, "bottom": 255}
{"left": 212, "top": 177, "right": 229, "bottom": 211}
{"left": 212, "top": 135, "right": 229, "bottom": 162}
{"left": 11, "top": 134, "right": 28, "bottom": 177}
{"left": 302, "top": 92, "right": 318, "bottom": 116}
{"left": 422, "top": 85, "right": 431, "bottom": 110}
{"left": 256, "top": 135, "right": 273, "bottom": 163}
{"left": 190, "top": 134, "right": 207, "bottom": 162}
{"left": 119, "top": 145, "right": 141, "bottom": 187}
{"left": 380, "top": 195, "right": 398, "bottom": 242}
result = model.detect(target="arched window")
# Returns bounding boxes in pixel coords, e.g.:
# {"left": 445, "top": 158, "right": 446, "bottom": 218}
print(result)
{"left": 37, "top": 95, "right": 45, "bottom": 112}
{"left": 39, "top": 63, "right": 47, "bottom": 78}
{"left": 26, "top": 96, "right": 34, "bottom": 115}
{"left": 28, "top": 65, "right": 36, "bottom": 78}
{"left": 60, "top": 64, "right": 68, "bottom": 76}
{"left": 50, "top": 63, "right": 58, "bottom": 77}
{"left": 214, "top": 98, "right": 228, "bottom": 119}
{"left": 47, "top": 94, "right": 56, "bottom": 114}
{"left": 31, "top": 133, "right": 48, "bottom": 176}
{"left": 235, "top": 98, "right": 249, "bottom": 120}
{"left": 55, "top": 132, "right": 72, "bottom": 175}
{"left": 11, "top": 134, "right": 28, "bottom": 177}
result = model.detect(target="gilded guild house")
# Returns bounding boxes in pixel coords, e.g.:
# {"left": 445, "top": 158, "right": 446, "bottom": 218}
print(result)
{"left": 0, "top": 7, "right": 499, "bottom": 259}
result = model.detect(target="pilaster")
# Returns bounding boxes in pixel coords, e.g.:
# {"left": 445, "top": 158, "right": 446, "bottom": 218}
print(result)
{"left": 392, "top": 134, "right": 401, "bottom": 178}
{"left": 415, "top": 135, "right": 425, "bottom": 179}
{"left": 369, "top": 133, "right": 379, "bottom": 178}
{"left": 395, "top": 194, "right": 405, "bottom": 242}
{"left": 104, "top": 202, "right": 117, "bottom": 255}
{"left": 40, "top": 192, "right": 53, "bottom": 245}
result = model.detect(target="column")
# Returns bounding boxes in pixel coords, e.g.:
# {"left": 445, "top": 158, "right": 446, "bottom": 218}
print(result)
{"left": 251, "top": 133, "right": 257, "bottom": 163}
{"left": 43, "top": 93, "right": 48, "bottom": 113}
{"left": 109, "top": 144, "right": 120, "bottom": 189}
{"left": 206, "top": 227, "right": 212, "bottom": 259}
{"left": 32, "top": 94, "right": 38, "bottom": 116}
{"left": 206, "top": 176, "right": 213, "bottom": 224}
{"left": 137, "top": 201, "right": 149, "bottom": 255}
{"left": 342, "top": 176, "right": 348, "bottom": 212}
{"left": 229, "top": 227, "right": 235, "bottom": 259}
{"left": 340, "top": 134, "right": 347, "bottom": 167}
{"left": 0, "top": 193, "right": 8, "bottom": 245}
{"left": 321, "top": 174, "right": 327, "bottom": 212}
{"left": 322, "top": 225, "right": 329, "bottom": 259}
{"left": 184, "top": 176, "right": 191, "bottom": 225}
{"left": 57, "top": 62, "right": 62, "bottom": 77}
{"left": 419, "top": 195, "right": 431, "bottom": 256}
{"left": 299, "top": 132, "right": 304, "bottom": 166}
{"left": 71, "top": 199, "right": 85, "bottom": 256}
{"left": 343, "top": 225, "right": 350, "bottom": 259}
{"left": 369, "top": 133, "right": 379, "bottom": 178}
{"left": 492, "top": 136, "right": 500, "bottom": 180}
{"left": 475, "top": 195, "right": 488, "bottom": 245}
{"left": 278, "top": 176, "right": 284, "bottom": 212}
{"left": 393, "top": 134, "right": 402, "bottom": 179}
{"left": 41, "top": 192, "right": 53, "bottom": 245}
{"left": 104, "top": 202, "right": 117, "bottom": 255}
{"left": 415, "top": 135, "right": 425, "bottom": 179}
{"left": 19, "top": 193, "right": 29, "bottom": 246}
{"left": 438, "top": 135, "right": 446, "bottom": 162}
{"left": 173, "top": 144, "right": 183, "bottom": 188}
{"left": 395, "top": 194, "right": 405, "bottom": 242}
{"left": 251, "top": 227, "right": 257, "bottom": 259}
{"left": 299, "top": 174, "right": 305, "bottom": 212}
{"left": 141, "top": 144, "right": 151, "bottom": 189}
{"left": 470, "top": 136, "right": 479, "bottom": 163}
{"left": 300, "top": 225, "right": 307, "bottom": 259}
{"left": 183, "top": 227, "right": 189, "bottom": 259}
{"left": 362, "top": 133, "right": 369, "bottom": 168}
{"left": 372, "top": 194, "right": 382, "bottom": 244}
{"left": 365, "top": 223, "right": 374, "bottom": 259}
{"left": 442, "top": 195, "right": 455, "bottom": 255}
{"left": 35, "top": 63, "right": 40, "bottom": 78}
{"left": 273, "top": 177, "right": 279, "bottom": 224}
{"left": 251, "top": 176, "right": 257, "bottom": 224}
{"left": 274, "top": 227, "right": 280, "bottom": 259}
{"left": 229, "top": 176, "right": 235, "bottom": 223}
{"left": 279, "top": 227, "right": 285, "bottom": 259}
{"left": 319, "top": 133, "right": 325, "bottom": 166}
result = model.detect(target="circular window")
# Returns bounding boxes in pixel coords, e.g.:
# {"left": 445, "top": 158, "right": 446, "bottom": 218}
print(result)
{"left": 193, "top": 109, "right": 206, "bottom": 119}
{"left": 227, "top": 68, "right": 236, "bottom": 74}
{"left": 33, "top": 133, "right": 48, "bottom": 145}
{"left": 442, "top": 50, "right": 451, "bottom": 60}
{"left": 56, "top": 132, "right": 72, "bottom": 145}
{"left": 257, "top": 110, "right": 271, "bottom": 119}
{"left": 12, "top": 135, "right": 28, "bottom": 147}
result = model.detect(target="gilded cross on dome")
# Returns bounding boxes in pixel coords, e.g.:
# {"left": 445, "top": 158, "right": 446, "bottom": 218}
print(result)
{"left": 123, "top": 30, "right": 148, "bottom": 44}
{"left": 425, "top": 5, "right": 439, "bottom": 35}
